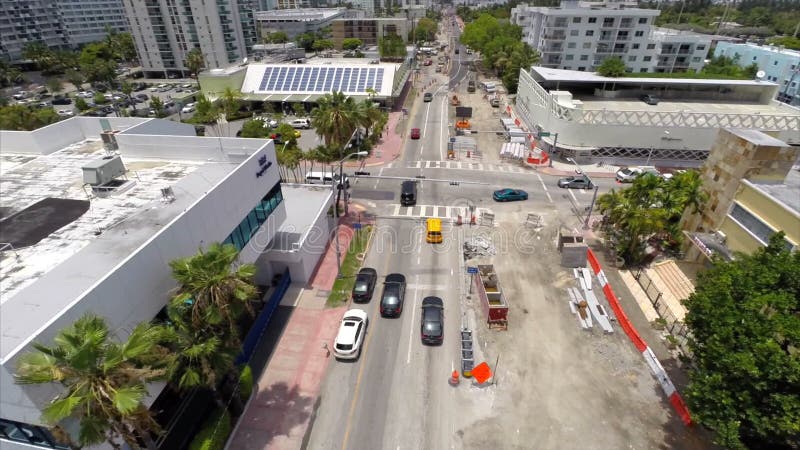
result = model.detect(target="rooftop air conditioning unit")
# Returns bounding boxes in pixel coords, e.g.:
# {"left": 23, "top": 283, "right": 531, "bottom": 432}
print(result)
{"left": 82, "top": 155, "right": 126, "bottom": 186}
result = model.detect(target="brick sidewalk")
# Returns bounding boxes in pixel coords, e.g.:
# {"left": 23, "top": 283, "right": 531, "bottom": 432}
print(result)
{"left": 227, "top": 210, "right": 374, "bottom": 450}
{"left": 344, "top": 111, "right": 404, "bottom": 168}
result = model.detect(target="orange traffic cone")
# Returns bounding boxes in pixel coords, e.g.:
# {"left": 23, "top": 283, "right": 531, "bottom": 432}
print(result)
{"left": 448, "top": 370, "right": 460, "bottom": 386}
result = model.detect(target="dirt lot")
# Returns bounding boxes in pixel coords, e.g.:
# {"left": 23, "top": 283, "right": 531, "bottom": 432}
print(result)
{"left": 451, "top": 212, "right": 711, "bottom": 450}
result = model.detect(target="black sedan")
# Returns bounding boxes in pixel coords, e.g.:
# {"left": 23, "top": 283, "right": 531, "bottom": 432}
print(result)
{"left": 420, "top": 296, "right": 444, "bottom": 345}
{"left": 492, "top": 188, "right": 528, "bottom": 202}
{"left": 352, "top": 268, "right": 377, "bottom": 303}
{"left": 557, "top": 175, "right": 594, "bottom": 189}
{"left": 380, "top": 273, "right": 406, "bottom": 318}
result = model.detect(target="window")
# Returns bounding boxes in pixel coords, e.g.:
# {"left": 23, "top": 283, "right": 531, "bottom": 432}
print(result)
{"left": 565, "top": 54, "right": 574, "bottom": 60}
{"left": 643, "top": 55, "right": 652, "bottom": 61}
{"left": 583, "top": 42, "right": 591, "bottom": 49}
{"left": 0, "top": 419, "right": 69, "bottom": 449}
{"left": 753, "top": 56, "right": 757, "bottom": 61}
{"left": 632, "top": 43, "right": 640, "bottom": 49}
{"left": 628, "top": 56, "right": 636, "bottom": 62}
{"left": 223, "top": 184, "right": 283, "bottom": 251}
{"left": 573, "top": 17, "right": 581, "bottom": 23}
{"left": 578, "top": 66, "right": 586, "bottom": 71}
{"left": 640, "top": 68, "right": 648, "bottom": 73}
{"left": 697, "top": 45, "right": 705, "bottom": 50}
{"left": 692, "top": 57, "right": 701, "bottom": 62}
{"left": 774, "top": 60, "right": 779, "bottom": 65}
{"left": 580, "top": 55, "right": 588, "bottom": 61}
{"left": 634, "top": 30, "right": 644, "bottom": 37}
{"left": 639, "top": 17, "right": 647, "bottom": 24}
{"left": 567, "top": 42, "right": 576, "bottom": 49}
{"left": 585, "top": 30, "right": 594, "bottom": 36}
{"left": 603, "top": 18, "right": 614, "bottom": 26}
{"left": 730, "top": 203, "right": 794, "bottom": 250}
{"left": 570, "top": 29, "right": 579, "bottom": 36}
{"left": 588, "top": 17, "right": 597, "bottom": 23}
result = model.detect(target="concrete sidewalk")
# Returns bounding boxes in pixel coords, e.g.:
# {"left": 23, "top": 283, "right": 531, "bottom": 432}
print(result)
{"left": 227, "top": 210, "right": 374, "bottom": 450}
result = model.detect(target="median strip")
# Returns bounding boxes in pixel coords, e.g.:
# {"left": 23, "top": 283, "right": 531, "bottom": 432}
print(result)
{"left": 326, "top": 225, "right": 374, "bottom": 307}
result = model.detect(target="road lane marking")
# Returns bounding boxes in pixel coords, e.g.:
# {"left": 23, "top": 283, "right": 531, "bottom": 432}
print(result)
{"left": 439, "top": 97, "right": 446, "bottom": 160}
{"left": 407, "top": 275, "right": 420, "bottom": 364}
{"left": 374, "top": 167, "right": 384, "bottom": 189}
{"left": 393, "top": 204, "right": 401, "bottom": 216}
{"left": 536, "top": 173, "right": 553, "bottom": 203}
{"left": 423, "top": 100, "right": 432, "bottom": 138}
{"left": 405, "top": 207, "right": 413, "bottom": 217}
{"left": 568, "top": 189, "right": 578, "bottom": 203}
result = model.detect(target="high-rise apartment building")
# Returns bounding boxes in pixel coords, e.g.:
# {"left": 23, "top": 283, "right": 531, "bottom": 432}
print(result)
{"left": 511, "top": 0, "right": 710, "bottom": 73}
{"left": 123, "top": 0, "right": 252, "bottom": 78}
{"left": 0, "top": 0, "right": 129, "bottom": 62}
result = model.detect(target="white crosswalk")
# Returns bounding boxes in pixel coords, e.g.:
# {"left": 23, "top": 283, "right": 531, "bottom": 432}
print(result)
{"left": 386, "top": 204, "right": 493, "bottom": 220}
{"left": 398, "top": 160, "right": 530, "bottom": 173}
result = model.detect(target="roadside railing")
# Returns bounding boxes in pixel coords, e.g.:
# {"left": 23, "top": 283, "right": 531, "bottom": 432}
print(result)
{"left": 633, "top": 268, "right": 692, "bottom": 357}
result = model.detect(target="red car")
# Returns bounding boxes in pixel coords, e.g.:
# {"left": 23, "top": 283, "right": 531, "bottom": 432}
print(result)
{"left": 410, "top": 128, "right": 421, "bottom": 139}
{"left": 424, "top": 59, "right": 432, "bottom": 66}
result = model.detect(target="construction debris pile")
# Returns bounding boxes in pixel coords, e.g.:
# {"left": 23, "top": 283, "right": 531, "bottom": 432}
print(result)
{"left": 567, "top": 268, "right": 614, "bottom": 333}
{"left": 463, "top": 236, "right": 496, "bottom": 259}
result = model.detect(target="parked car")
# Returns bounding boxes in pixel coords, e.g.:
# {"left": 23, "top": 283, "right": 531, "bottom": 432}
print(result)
{"left": 424, "top": 59, "right": 432, "bottom": 66}
{"left": 558, "top": 175, "right": 594, "bottom": 189}
{"left": 77, "top": 91, "right": 94, "bottom": 98}
{"left": 423, "top": 92, "right": 433, "bottom": 102}
{"left": 12, "top": 91, "right": 28, "bottom": 100}
{"left": 420, "top": 297, "right": 444, "bottom": 345}
{"left": 352, "top": 268, "right": 378, "bottom": 303}
{"left": 380, "top": 274, "right": 406, "bottom": 318}
{"left": 56, "top": 109, "right": 74, "bottom": 117}
{"left": 181, "top": 102, "right": 196, "bottom": 113}
{"left": 333, "top": 309, "right": 368, "bottom": 360}
{"left": 410, "top": 128, "right": 421, "bottom": 139}
{"left": 615, "top": 166, "right": 660, "bottom": 183}
{"left": 135, "top": 93, "right": 149, "bottom": 101}
{"left": 490, "top": 97, "right": 500, "bottom": 107}
{"left": 492, "top": 188, "right": 528, "bottom": 202}
{"left": 181, "top": 83, "right": 193, "bottom": 89}
{"left": 640, "top": 94, "right": 660, "bottom": 105}
{"left": 52, "top": 97, "right": 72, "bottom": 105}
{"left": 256, "top": 116, "right": 278, "bottom": 128}
{"left": 289, "top": 118, "right": 311, "bottom": 129}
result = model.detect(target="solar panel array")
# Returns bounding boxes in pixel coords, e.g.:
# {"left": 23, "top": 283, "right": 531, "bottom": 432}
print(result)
{"left": 257, "top": 66, "right": 385, "bottom": 93}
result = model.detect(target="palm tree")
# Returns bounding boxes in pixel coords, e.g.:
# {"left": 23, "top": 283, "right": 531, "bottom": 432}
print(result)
{"left": 169, "top": 243, "right": 257, "bottom": 337}
{"left": 357, "top": 99, "right": 384, "bottom": 139}
{"left": 160, "top": 304, "right": 239, "bottom": 394}
{"left": 15, "top": 314, "right": 168, "bottom": 450}
{"left": 310, "top": 91, "right": 362, "bottom": 150}
{"left": 184, "top": 47, "right": 205, "bottom": 80}
{"left": 221, "top": 87, "right": 242, "bottom": 124}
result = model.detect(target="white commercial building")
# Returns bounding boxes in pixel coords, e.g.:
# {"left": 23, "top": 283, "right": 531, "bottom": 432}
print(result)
{"left": 255, "top": 8, "right": 346, "bottom": 40}
{"left": 515, "top": 66, "right": 800, "bottom": 165}
{"left": 0, "top": 0, "right": 129, "bottom": 62}
{"left": 511, "top": 0, "right": 711, "bottom": 74}
{"left": 123, "top": 0, "right": 256, "bottom": 78}
{"left": 714, "top": 42, "right": 800, "bottom": 106}
{"left": 0, "top": 117, "right": 333, "bottom": 448}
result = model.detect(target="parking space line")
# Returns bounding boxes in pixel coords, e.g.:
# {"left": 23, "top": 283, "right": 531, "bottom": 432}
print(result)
{"left": 568, "top": 189, "right": 578, "bottom": 203}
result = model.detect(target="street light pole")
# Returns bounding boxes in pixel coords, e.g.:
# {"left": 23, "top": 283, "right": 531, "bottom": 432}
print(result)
{"left": 332, "top": 150, "right": 368, "bottom": 279}
{"left": 567, "top": 157, "right": 599, "bottom": 230}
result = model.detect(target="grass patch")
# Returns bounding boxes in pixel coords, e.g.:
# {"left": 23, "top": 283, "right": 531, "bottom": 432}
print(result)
{"left": 326, "top": 225, "right": 373, "bottom": 307}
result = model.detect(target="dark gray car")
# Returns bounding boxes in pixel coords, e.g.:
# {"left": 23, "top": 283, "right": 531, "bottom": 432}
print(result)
{"left": 380, "top": 274, "right": 406, "bottom": 318}
{"left": 352, "top": 268, "right": 377, "bottom": 303}
{"left": 558, "top": 175, "right": 594, "bottom": 189}
{"left": 420, "top": 296, "right": 444, "bottom": 345}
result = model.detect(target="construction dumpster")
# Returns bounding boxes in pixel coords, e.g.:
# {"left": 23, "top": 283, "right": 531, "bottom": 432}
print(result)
{"left": 473, "top": 264, "right": 508, "bottom": 330}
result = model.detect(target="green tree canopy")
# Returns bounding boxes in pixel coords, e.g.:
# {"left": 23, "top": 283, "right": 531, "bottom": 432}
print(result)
{"left": 150, "top": 96, "right": 166, "bottom": 118}
{"left": 415, "top": 17, "right": 438, "bottom": 43}
{"left": 312, "top": 39, "right": 334, "bottom": 54}
{"left": 342, "top": 38, "right": 363, "bottom": 51}
{"left": 15, "top": 314, "right": 168, "bottom": 448}
{"left": 459, "top": 14, "right": 539, "bottom": 93}
{"left": 192, "top": 93, "right": 220, "bottom": 124}
{"left": 684, "top": 234, "right": 800, "bottom": 450}
{"left": 264, "top": 31, "right": 289, "bottom": 44}
{"left": 184, "top": 47, "right": 205, "bottom": 79}
{"left": 378, "top": 33, "right": 406, "bottom": 59}
{"left": 0, "top": 105, "right": 63, "bottom": 131}
{"left": 597, "top": 57, "right": 628, "bottom": 77}
{"left": 769, "top": 36, "right": 800, "bottom": 51}
{"left": 597, "top": 170, "right": 707, "bottom": 266}
{"left": 296, "top": 32, "right": 316, "bottom": 51}
{"left": 240, "top": 119, "right": 269, "bottom": 138}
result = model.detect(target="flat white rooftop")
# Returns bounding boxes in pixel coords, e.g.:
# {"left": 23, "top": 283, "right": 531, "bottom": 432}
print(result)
{"left": 749, "top": 169, "right": 800, "bottom": 216}
{"left": 532, "top": 66, "right": 780, "bottom": 87}
{"left": 570, "top": 97, "right": 797, "bottom": 115}
{"left": 255, "top": 8, "right": 344, "bottom": 21}
{"left": 0, "top": 140, "right": 241, "bottom": 358}
{"left": 267, "top": 184, "right": 332, "bottom": 251}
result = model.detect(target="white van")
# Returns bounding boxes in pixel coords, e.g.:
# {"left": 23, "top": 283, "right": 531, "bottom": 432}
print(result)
{"left": 482, "top": 82, "right": 497, "bottom": 93}
{"left": 305, "top": 171, "right": 350, "bottom": 188}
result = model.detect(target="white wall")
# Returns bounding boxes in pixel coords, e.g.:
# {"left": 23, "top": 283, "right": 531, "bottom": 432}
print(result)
{"left": 116, "top": 135, "right": 267, "bottom": 162}
{"left": 0, "top": 143, "right": 282, "bottom": 425}
{"left": 120, "top": 119, "right": 196, "bottom": 137}
{"left": 0, "top": 117, "right": 152, "bottom": 155}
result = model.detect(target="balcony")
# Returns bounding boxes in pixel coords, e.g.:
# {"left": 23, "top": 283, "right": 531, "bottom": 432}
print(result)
{"left": 543, "top": 33, "right": 566, "bottom": 40}
{"left": 543, "top": 45, "right": 563, "bottom": 52}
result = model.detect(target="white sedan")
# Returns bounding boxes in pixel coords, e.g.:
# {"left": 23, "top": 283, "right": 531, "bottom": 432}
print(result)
{"left": 333, "top": 309, "right": 368, "bottom": 360}
{"left": 181, "top": 103, "right": 196, "bottom": 113}
{"left": 56, "top": 109, "right": 74, "bottom": 117}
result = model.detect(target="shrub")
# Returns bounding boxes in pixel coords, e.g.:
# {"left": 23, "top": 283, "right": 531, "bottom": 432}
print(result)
{"left": 188, "top": 408, "right": 232, "bottom": 450}
{"left": 238, "top": 364, "right": 254, "bottom": 402}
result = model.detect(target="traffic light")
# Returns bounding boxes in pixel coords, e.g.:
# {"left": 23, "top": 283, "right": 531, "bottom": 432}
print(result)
{"left": 354, "top": 171, "right": 370, "bottom": 176}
